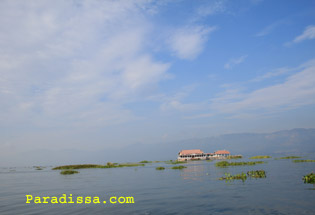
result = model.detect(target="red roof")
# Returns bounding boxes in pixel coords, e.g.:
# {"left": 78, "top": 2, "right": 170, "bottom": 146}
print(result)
{"left": 179, "top": 149, "right": 204, "bottom": 155}
{"left": 215, "top": 150, "right": 230, "bottom": 154}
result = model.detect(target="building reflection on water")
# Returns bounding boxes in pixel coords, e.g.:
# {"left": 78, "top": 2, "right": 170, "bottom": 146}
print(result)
{"left": 180, "top": 162, "right": 207, "bottom": 181}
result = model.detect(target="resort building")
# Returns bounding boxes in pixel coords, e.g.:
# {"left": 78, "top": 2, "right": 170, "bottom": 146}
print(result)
{"left": 178, "top": 149, "right": 230, "bottom": 161}
{"left": 214, "top": 150, "right": 230, "bottom": 157}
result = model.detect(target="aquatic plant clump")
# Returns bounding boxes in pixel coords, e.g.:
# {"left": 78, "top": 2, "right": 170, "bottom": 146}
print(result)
{"left": 250, "top": 155, "right": 271, "bottom": 159}
{"left": 219, "top": 173, "right": 247, "bottom": 182}
{"left": 247, "top": 170, "right": 266, "bottom": 178}
{"left": 165, "top": 160, "right": 187, "bottom": 165}
{"left": 117, "top": 163, "right": 145, "bottom": 167}
{"left": 52, "top": 163, "right": 144, "bottom": 170}
{"left": 53, "top": 164, "right": 106, "bottom": 170}
{"left": 156, "top": 167, "right": 165, "bottom": 170}
{"left": 34, "top": 166, "right": 44, "bottom": 170}
{"left": 230, "top": 161, "right": 264, "bottom": 166}
{"left": 171, "top": 165, "right": 187, "bottom": 170}
{"left": 60, "top": 170, "right": 79, "bottom": 175}
{"left": 293, "top": 160, "right": 315, "bottom": 163}
{"left": 215, "top": 161, "right": 264, "bottom": 167}
{"left": 215, "top": 161, "right": 230, "bottom": 167}
{"left": 303, "top": 173, "right": 315, "bottom": 184}
{"left": 277, "top": 156, "right": 301, "bottom": 159}
{"left": 139, "top": 160, "right": 152, "bottom": 163}
{"left": 227, "top": 155, "right": 243, "bottom": 159}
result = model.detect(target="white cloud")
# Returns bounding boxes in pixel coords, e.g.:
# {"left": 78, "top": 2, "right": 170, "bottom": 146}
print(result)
{"left": 0, "top": 0, "right": 170, "bottom": 128}
{"left": 224, "top": 55, "right": 247, "bottom": 69}
{"left": 184, "top": 113, "right": 214, "bottom": 119}
{"left": 169, "top": 25, "right": 216, "bottom": 60}
{"left": 250, "top": 67, "right": 291, "bottom": 82}
{"left": 293, "top": 25, "right": 315, "bottom": 43}
{"left": 255, "top": 19, "right": 287, "bottom": 37}
{"left": 195, "top": 0, "right": 226, "bottom": 18}
{"left": 158, "top": 85, "right": 205, "bottom": 112}
{"left": 213, "top": 59, "right": 315, "bottom": 115}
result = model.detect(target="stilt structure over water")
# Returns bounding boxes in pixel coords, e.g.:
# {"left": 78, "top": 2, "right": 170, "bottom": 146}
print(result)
{"left": 177, "top": 149, "right": 230, "bottom": 161}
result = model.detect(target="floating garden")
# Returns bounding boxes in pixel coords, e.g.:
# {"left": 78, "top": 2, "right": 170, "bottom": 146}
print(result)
{"left": 247, "top": 170, "right": 266, "bottom": 178}
{"left": 171, "top": 165, "right": 187, "bottom": 170}
{"left": 215, "top": 161, "right": 264, "bottom": 167}
{"left": 303, "top": 173, "right": 315, "bottom": 184}
{"left": 165, "top": 160, "right": 187, "bottom": 165}
{"left": 52, "top": 162, "right": 144, "bottom": 170}
{"left": 250, "top": 155, "right": 271, "bottom": 159}
{"left": 219, "top": 173, "right": 247, "bottom": 182}
{"left": 139, "top": 160, "right": 152, "bottom": 163}
{"left": 293, "top": 159, "right": 315, "bottom": 163}
{"left": 156, "top": 167, "right": 165, "bottom": 170}
{"left": 219, "top": 170, "right": 266, "bottom": 182}
{"left": 277, "top": 156, "right": 301, "bottom": 159}
{"left": 60, "top": 170, "right": 79, "bottom": 175}
{"left": 227, "top": 155, "right": 243, "bottom": 159}
{"left": 34, "top": 166, "right": 44, "bottom": 170}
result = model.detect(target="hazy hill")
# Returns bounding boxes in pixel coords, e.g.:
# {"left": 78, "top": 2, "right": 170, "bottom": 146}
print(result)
{"left": 118, "top": 128, "right": 315, "bottom": 162}
{"left": 2, "top": 128, "right": 315, "bottom": 166}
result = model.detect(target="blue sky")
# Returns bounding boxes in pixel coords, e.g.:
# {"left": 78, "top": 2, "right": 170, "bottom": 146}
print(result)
{"left": 1, "top": 0, "right": 315, "bottom": 161}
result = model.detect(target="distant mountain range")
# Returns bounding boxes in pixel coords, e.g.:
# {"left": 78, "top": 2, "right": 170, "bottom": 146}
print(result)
{"left": 3, "top": 128, "right": 315, "bottom": 166}
{"left": 117, "top": 128, "right": 315, "bottom": 162}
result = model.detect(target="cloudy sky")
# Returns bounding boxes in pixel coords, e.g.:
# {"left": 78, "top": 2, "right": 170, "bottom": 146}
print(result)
{"left": 1, "top": 0, "right": 315, "bottom": 163}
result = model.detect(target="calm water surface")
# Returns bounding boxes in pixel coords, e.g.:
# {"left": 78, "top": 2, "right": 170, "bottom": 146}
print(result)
{"left": 1, "top": 157, "right": 315, "bottom": 215}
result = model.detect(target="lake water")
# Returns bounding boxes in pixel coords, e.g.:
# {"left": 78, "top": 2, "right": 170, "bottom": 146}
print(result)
{"left": 1, "top": 157, "right": 315, "bottom": 215}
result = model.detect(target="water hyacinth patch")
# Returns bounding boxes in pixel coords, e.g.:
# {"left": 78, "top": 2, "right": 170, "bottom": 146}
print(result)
{"left": 277, "top": 156, "right": 301, "bottom": 159}
{"left": 34, "top": 166, "right": 44, "bottom": 170}
{"left": 139, "top": 160, "right": 152, "bottom": 163}
{"left": 156, "top": 167, "right": 165, "bottom": 170}
{"left": 53, "top": 164, "right": 106, "bottom": 170}
{"left": 60, "top": 170, "right": 79, "bottom": 175}
{"left": 219, "top": 173, "right": 247, "bottom": 182}
{"left": 165, "top": 160, "right": 187, "bottom": 165}
{"left": 227, "top": 155, "right": 243, "bottom": 159}
{"left": 52, "top": 163, "right": 145, "bottom": 170}
{"left": 250, "top": 155, "right": 271, "bottom": 159}
{"left": 293, "top": 160, "right": 315, "bottom": 163}
{"left": 247, "top": 170, "right": 266, "bottom": 178}
{"left": 303, "top": 173, "right": 315, "bottom": 184}
{"left": 171, "top": 165, "right": 187, "bottom": 170}
{"left": 215, "top": 161, "right": 230, "bottom": 167}
{"left": 215, "top": 161, "right": 264, "bottom": 167}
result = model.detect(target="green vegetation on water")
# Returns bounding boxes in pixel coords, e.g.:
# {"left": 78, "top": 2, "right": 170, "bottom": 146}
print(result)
{"left": 60, "top": 170, "right": 79, "bottom": 175}
{"left": 247, "top": 170, "right": 266, "bottom": 178}
{"left": 53, "top": 164, "right": 106, "bottom": 170}
{"left": 215, "top": 161, "right": 264, "bottom": 167}
{"left": 277, "top": 156, "right": 301, "bottom": 159}
{"left": 139, "top": 160, "right": 152, "bottom": 163}
{"left": 293, "top": 159, "right": 315, "bottom": 163}
{"left": 219, "top": 173, "right": 247, "bottom": 182}
{"left": 165, "top": 160, "right": 187, "bottom": 165}
{"left": 219, "top": 170, "right": 266, "bottom": 182}
{"left": 156, "top": 167, "right": 165, "bottom": 170}
{"left": 52, "top": 163, "right": 144, "bottom": 170}
{"left": 171, "top": 165, "right": 187, "bottom": 170}
{"left": 34, "top": 166, "right": 44, "bottom": 170}
{"left": 227, "top": 155, "right": 243, "bottom": 159}
{"left": 250, "top": 155, "right": 271, "bottom": 159}
{"left": 215, "top": 161, "right": 229, "bottom": 167}
{"left": 303, "top": 173, "right": 315, "bottom": 184}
